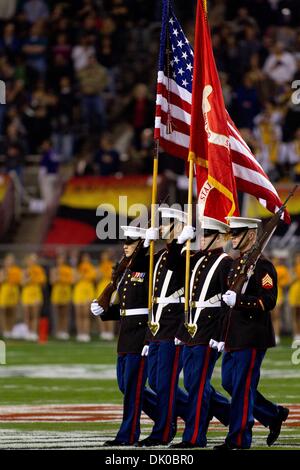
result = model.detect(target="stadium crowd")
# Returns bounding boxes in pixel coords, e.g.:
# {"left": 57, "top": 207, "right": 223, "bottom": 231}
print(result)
{"left": 0, "top": 0, "right": 300, "bottom": 202}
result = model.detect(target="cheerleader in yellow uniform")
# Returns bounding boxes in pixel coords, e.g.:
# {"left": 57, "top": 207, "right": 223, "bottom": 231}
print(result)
{"left": 0, "top": 254, "right": 22, "bottom": 338}
{"left": 21, "top": 254, "right": 46, "bottom": 341}
{"left": 288, "top": 253, "right": 300, "bottom": 342}
{"left": 73, "top": 253, "right": 96, "bottom": 342}
{"left": 50, "top": 254, "right": 74, "bottom": 340}
{"left": 272, "top": 257, "right": 291, "bottom": 344}
{"left": 96, "top": 250, "right": 115, "bottom": 341}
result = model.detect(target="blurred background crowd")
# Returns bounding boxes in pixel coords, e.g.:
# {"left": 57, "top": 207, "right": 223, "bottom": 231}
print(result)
{"left": 0, "top": 0, "right": 300, "bottom": 343}
{"left": 0, "top": 0, "right": 300, "bottom": 202}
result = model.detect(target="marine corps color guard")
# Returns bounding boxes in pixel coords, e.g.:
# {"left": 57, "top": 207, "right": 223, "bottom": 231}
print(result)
{"left": 91, "top": 211, "right": 289, "bottom": 449}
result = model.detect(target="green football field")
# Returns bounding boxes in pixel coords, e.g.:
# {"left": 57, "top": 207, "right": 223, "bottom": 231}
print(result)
{"left": 0, "top": 337, "right": 299, "bottom": 450}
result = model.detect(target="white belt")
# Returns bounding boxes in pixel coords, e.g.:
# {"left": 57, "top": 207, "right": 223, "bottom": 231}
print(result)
{"left": 120, "top": 308, "right": 148, "bottom": 316}
{"left": 190, "top": 294, "right": 222, "bottom": 309}
{"left": 153, "top": 297, "right": 185, "bottom": 305}
{"left": 191, "top": 300, "right": 221, "bottom": 308}
{"left": 153, "top": 288, "right": 184, "bottom": 305}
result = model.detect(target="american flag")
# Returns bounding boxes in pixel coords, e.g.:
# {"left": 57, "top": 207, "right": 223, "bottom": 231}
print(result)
{"left": 155, "top": 0, "right": 290, "bottom": 223}
{"left": 154, "top": 0, "right": 192, "bottom": 159}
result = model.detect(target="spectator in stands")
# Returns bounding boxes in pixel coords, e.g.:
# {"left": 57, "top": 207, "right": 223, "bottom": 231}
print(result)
{"left": 0, "top": 254, "right": 22, "bottom": 339}
{"left": 282, "top": 95, "right": 300, "bottom": 143}
{"left": 0, "top": 0, "right": 17, "bottom": 20}
{"left": 51, "top": 76, "right": 75, "bottom": 162}
{"left": 285, "top": 127, "right": 300, "bottom": 181}
{"left": 22, "top": 0, "right": 49, "bottom": 25}
{"left": 96, "top": 250, "right": 115, "bottom": 341}
{"left": 263, "top": 41, "right": 297, "bottom": 86}
{"left": 94, "top": 133, "right": 120, "bottom": 176}
{"left": 124, "top": 83, "right": 154, "bottom": 150}
{"left": 71, "top": 34, "right": 96, "bottom": 73}
{"left": 39, "top": 139, "right": 60, "bottom": 208}
{"left": 231, "top": 6, "right": 258, "bottom": 34}
{"left": 253, "top": 103, "right": 283, "bottom": 180}
{"left": 51, "top": 32, "right": 72, "bottom": 65}
{"left": 233, "top": 73, "right": 261, "bottom": 129}
{"left": 72, "top": 253, "right": 96, "bottom": 342}
{"left": 21, "top": 253, "right": 46, "bottom": 342}
{"left": 50, "top": 253, "right": 74, "bottom": 340}
{"left": 246, "top": 52, "right": 273, "bottom": 103}
{"left": 0, "top": 22, "right": 21, "bottom": 61}
{"left": 288, "top": 253, "right": 300, "bottom": 343}
{"left": 22, "top": 21, "right": 48, "bottom": 78}
{"left": 77, "top": 54, "right": 108, "bottom": 134}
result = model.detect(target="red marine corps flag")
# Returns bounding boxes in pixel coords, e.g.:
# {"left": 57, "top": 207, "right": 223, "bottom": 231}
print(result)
{"left": 189, "top": 0, "right": 239, "bottom": 221}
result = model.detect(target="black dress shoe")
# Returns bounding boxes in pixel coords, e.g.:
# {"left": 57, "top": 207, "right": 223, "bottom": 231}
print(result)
{"left": 103, "top": 439, "right": 135, "bottom": 447}
{"left": 169, "top": 441, "right": 201, "bottom": 448}
{"left": 138, "top": 437, "right": 165, "bottom": 447}
{"left": 267, "top": 406, "right": 289, "bottom": 446}
{"left": 213, "top": 442, "right": 242, "bottom": 450}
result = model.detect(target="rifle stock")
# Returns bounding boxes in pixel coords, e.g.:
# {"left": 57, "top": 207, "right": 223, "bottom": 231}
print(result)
{"left": 97, "top": 282, "right": 116, "bottom": 312}
{"left": 230, "top": 185, "right": 298, "bottom": 295}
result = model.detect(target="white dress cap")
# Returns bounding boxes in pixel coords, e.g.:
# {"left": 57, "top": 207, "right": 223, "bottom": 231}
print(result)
{"left": 225, "top": 216, "right": 261, "bottom": 229}
{"left": 158, "top": 207, "right": 188, "bottom": 224}
{"left": 199, "top": 216, "right": 230, "bottom": 234}
{"left": 121, "top": 226, "right": 147, "bottom": 239}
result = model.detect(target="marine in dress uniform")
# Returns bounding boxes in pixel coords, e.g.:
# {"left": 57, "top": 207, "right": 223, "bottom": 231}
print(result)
{"left": 138, "top": 208, "right": 189, "bottom": 447}
{"left": 91, "top": 227, "right": 157, "bottom": 446}
{"left": 214, "top": 217, "right": 289, "bottom": 450}
{"left": 171, "top": 217, "right": 232, "bottom": 448}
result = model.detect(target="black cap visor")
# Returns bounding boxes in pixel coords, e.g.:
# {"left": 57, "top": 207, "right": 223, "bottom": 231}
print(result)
{"left": 124, "top": 237, "right": 140, "bottom": 245}
{"left": 230, "top": 227, "right": 249, "bottom": 237}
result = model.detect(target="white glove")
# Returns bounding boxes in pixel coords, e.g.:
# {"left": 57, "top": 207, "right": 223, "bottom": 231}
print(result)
{"left": 141, "top": 345, "right": 149, "bottom": 356}
{"left": 174, "top": 337, "right": 183, "bottom": 346}
{"left": 209, "top": 339, "right": 219, "bottom": 350}
{"left": 222, "top": 290, "right": 237, "bottom": 307}
{"left": 177, "top": 225, "right": 195, "bottom": 244}
{"left": 91, "top": 300, "right": 104, "bottom": 316}
{"left": 143, "top": 228, "right": 159, "bottom": 248}
{"left": 217, "top": 341, "right": 225, "bottom": 352}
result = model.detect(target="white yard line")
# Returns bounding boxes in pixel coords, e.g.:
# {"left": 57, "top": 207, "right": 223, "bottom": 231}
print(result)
{"left": 1, "top": 364, "right": 300, "bottom": 379}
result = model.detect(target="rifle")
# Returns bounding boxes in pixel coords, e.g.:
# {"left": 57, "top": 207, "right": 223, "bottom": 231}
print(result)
{"left": 229, "top": 185, "right": 297, "bottom": 295}
{"left": 220, "top": 185, "right": 297, "bottom": 347}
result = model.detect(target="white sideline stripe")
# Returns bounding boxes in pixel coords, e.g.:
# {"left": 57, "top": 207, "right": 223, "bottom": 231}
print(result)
{"left": 0, "top": 365, "right": 116, "bottom": 379}
{"left": 1, "top": 364, "right": 300, "bottom": 380}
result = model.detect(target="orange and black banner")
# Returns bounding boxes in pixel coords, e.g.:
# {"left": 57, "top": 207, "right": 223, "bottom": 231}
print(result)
{"left": 44, "top": 175, "right": 153, "bottom": 246}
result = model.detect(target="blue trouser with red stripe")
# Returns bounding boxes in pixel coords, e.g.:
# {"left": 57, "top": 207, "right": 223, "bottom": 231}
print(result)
{"left": 222, "top": 349, "right": 273, "bottom": 448}
{"left": 182, "top": 345, "right": 230, "bottom": 436}
{"left": 116, "top": 353, "right": 157, "bottom": 444}
{"left": 147, "top": 340, "right": 188, "bottom": 442}
{"left": 182, "top": 344, "right": 222, "bottom": 447}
